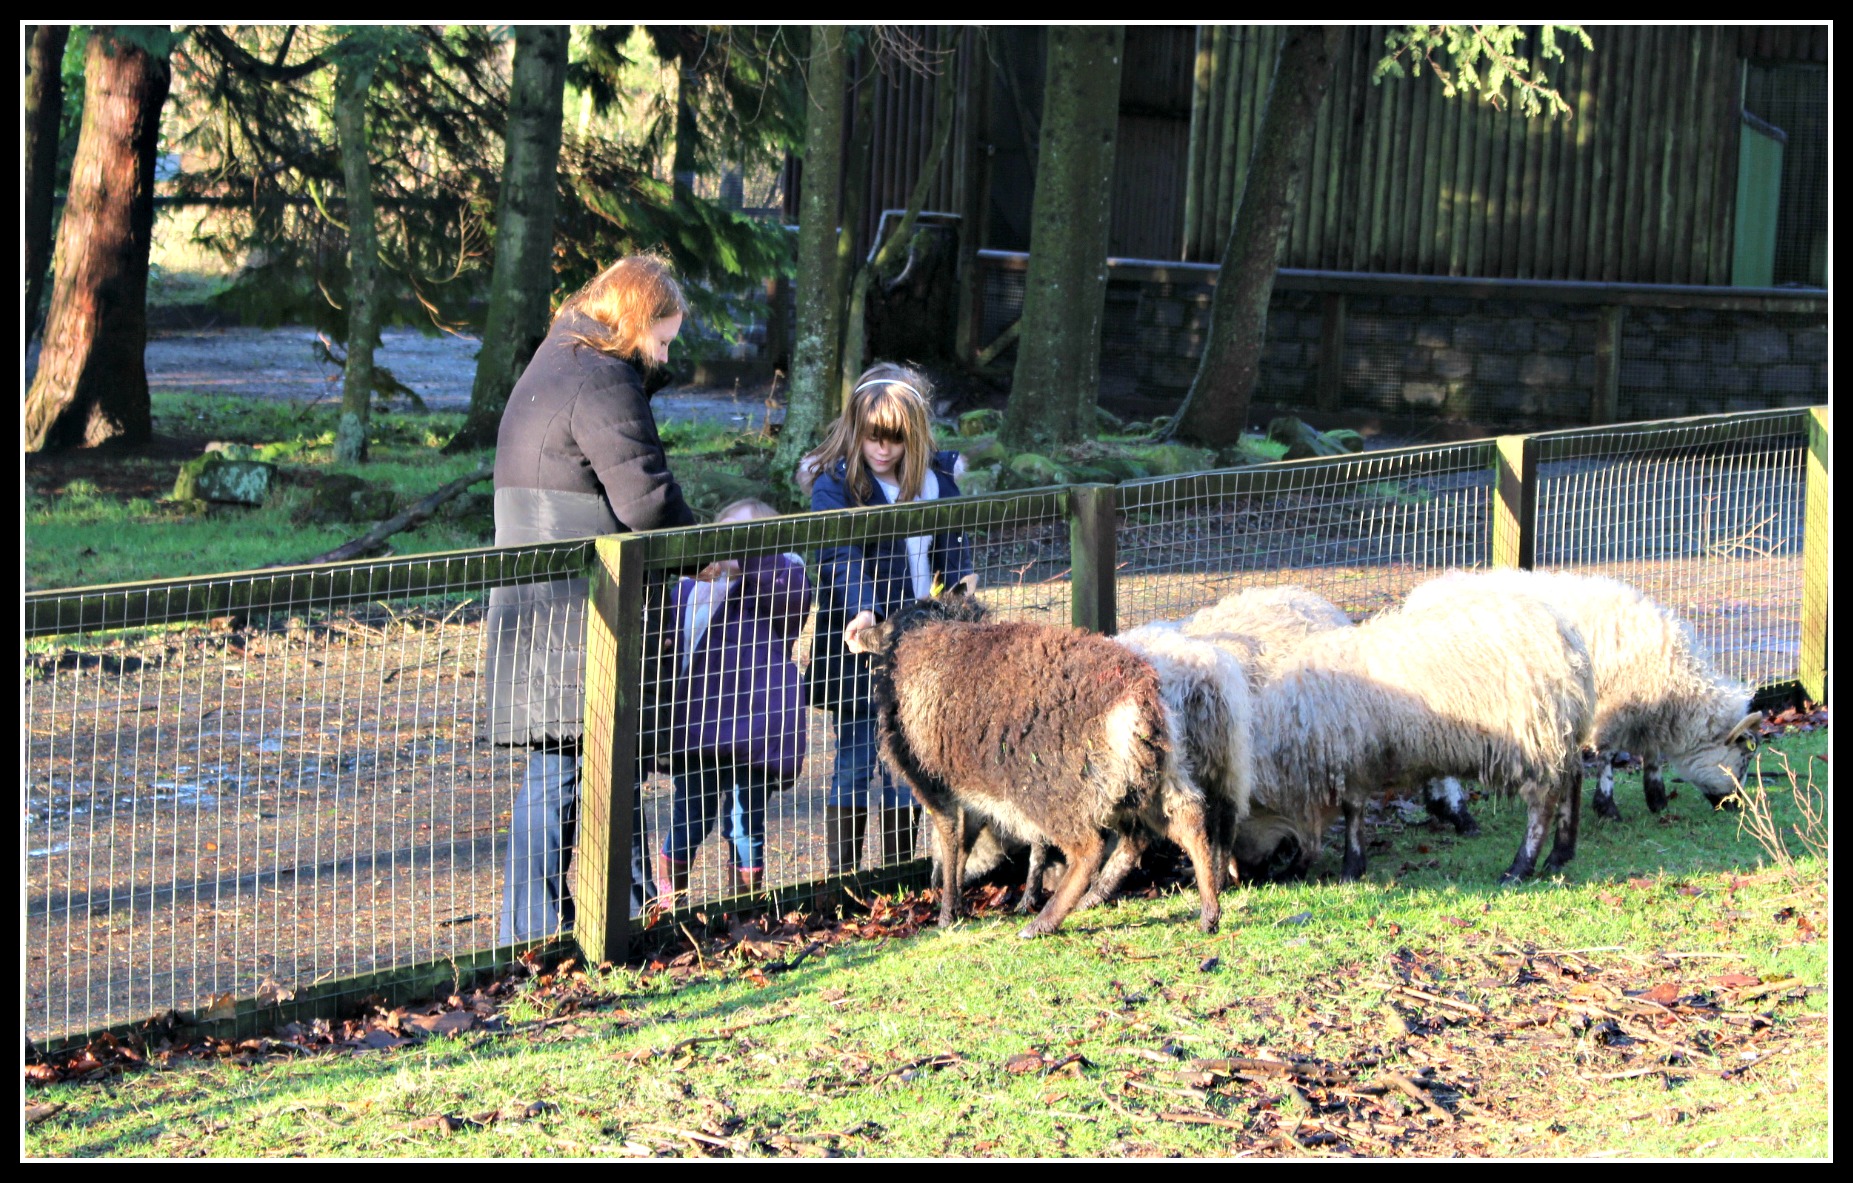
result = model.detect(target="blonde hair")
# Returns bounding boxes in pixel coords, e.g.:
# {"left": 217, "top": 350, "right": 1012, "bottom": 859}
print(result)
{"left": 556, "top": 251, "right": 689, "bottom": 367}
{"left": 801, "top": 363, "right": 936, "bottom": 503}
{"left": 715, "top": 497, "right": 778, "bottom": 523}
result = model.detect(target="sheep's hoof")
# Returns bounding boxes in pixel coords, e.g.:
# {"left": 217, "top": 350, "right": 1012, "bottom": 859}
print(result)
{"left": 1497, "top": 868, "right": 1531, "bottom": 887}
{"left": 1017, "top": 923, "right": 1048, "bottom": 940}
{"left": 1197, "top": 915, "right": 1220, "bottom": 935}
{"left": 1592, "top": 796, "right": 1623, "bottom": 821}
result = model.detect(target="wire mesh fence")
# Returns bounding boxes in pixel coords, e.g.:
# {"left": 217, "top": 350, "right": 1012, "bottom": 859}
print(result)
{"left": 1529, "top": 409, "right": 1813, "bottom": 691}
{"left": 24, "top": 543, "right": 592, "bottom": 1046}
{"left": 22, "top": 408, "right": 1825, "bottom": 1046}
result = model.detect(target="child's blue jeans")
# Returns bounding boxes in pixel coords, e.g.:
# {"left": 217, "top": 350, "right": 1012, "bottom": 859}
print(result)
{"left": 663, "top": 759, "right": 775, "bottom": 873}
{"left": 828, "top": 706, "right": 915, "bottom": 810}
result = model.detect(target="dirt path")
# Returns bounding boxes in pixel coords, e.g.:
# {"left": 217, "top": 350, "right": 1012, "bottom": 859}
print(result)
{"left": 140, "top": 324, "right": 778, "bottom": 429}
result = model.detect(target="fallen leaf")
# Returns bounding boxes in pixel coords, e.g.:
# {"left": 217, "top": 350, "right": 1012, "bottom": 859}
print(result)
{"left": 357, "top": 1028, "right": 408, "bottom": 1050}
{"left": 1641, "top": 982, "right": 1681, "bottom": 1006}
{"left": 1715, "top": 973, "right": 1760, "bottom": 989}
{"left": 1005, "top": 1052, "right": 1047, "bottom": 1074}
{"left": 1278, "top": 911, "right": 1314, "bottom": 927}
{"left": 1198, "top": 956, "right": 1220, "bottom": 973}
{"left": 26, "top": 1102, "right": 65, "bottom": 1126}
{"left": 256, "top": 977, "right": 295, "bottom": 1007}
{"left": 199, "top": 993, "right": 237, "bottom": 1022}
{"left": 1440, "top": 915, "right": 1472, "bottom": 928}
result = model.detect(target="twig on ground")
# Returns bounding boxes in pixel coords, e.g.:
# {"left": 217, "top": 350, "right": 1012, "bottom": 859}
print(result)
{"left": 277, "top": 464, "right": 493, "bottom": 567}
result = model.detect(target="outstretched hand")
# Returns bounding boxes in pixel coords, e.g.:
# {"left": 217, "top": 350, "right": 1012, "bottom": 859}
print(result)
{"left": 843, "top": 610, "right": 879, "bottom": 654}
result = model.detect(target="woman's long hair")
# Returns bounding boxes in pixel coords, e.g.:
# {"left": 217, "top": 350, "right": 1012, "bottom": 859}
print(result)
{"left": 555, "top": 251, "right": 689, "bottom": 367}
{"left": 800, "top": 362, "right": 936, "bottom": 503}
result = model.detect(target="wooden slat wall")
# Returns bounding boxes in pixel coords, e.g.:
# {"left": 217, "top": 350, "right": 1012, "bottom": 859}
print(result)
{"left": 1178, "top": 25, "right": 1817, "bottom": 285}
{"left": 857, "top": 26, "right": 978, "bottom": 251}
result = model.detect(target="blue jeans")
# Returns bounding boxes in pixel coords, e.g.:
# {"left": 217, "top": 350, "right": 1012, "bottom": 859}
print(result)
{"left": 829, "top": 708, "right": 914, "bottom": 810}
{"left": 664, "top": 760, "right": 774, "bottom": 873}
{"left": 499, "top": 749, "right": 649, "bottom": 944}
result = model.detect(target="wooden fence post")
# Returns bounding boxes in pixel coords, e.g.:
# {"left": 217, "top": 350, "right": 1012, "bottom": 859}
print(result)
{"left": 1591, "top": 304, "right": 1624, "bottom": 424}
{"left": 577, "top": 533, "right": 644, "bottom": 967}
{"left": 1069, "top": 483, "right": 1118, "bottom": 634}
{"left": 1315, "top": 291, "right": 1348, "bottom": 414}
{"left": 1491, "top": 434, "right": 1537, "bottom": 569}
{"left": 1799, "top": 405, "right": 1829, "bottom": 704}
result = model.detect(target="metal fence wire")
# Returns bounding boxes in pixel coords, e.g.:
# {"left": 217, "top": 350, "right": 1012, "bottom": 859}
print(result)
{"left": 1529, "top": 409, "right": 1811, "bottom": 690}
{"left": 22, "top": 409, "right": 1825, "bottom": 1046}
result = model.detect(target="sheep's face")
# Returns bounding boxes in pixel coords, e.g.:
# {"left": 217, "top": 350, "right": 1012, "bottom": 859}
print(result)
{"left": 863, "top": 576, "right": 987, "bottom": 656}
{"left": 1678, "top": 710, "right": 1764, "bottom": 805}
{"left": 1232, "top": 808, "right": 1320, "bottom": 882}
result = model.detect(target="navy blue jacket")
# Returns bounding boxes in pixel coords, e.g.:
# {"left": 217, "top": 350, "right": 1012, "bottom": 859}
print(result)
{"left": 807, "top": 450, "right": 973, "bottom": 711}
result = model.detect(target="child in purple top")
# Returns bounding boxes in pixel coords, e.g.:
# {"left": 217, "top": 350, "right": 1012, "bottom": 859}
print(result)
{"left": 654, "top": 499, "right": 812, "bottom": 903}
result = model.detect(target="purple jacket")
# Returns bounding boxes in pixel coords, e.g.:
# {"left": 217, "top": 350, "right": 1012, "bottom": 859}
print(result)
{"left": 669, "top": 553, "right": 812, "bottom": 779}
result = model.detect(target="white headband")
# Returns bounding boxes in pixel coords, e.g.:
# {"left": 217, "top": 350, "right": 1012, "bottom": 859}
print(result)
{"left": 853, "top": 378, "right": 922, "bottom": 399}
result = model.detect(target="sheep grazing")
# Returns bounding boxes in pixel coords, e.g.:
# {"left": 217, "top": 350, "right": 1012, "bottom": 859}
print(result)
{"left": 1002, "top": 623, "right": 1255, "bottom": 913}
{"left": 857, "top": 582, "right": 1223, "bottom": 938}
{"left": 1235, "top": 584, "right": 1597, "bottom": 885}
{"left": 942, "top": 621, "right": 1255, "bottom": 918}
{"left": 1404, "top": 569, "right": 1760, "bottom": 822}
{"left": 1179, "top": 584, "right": 1355, "bottom": 690}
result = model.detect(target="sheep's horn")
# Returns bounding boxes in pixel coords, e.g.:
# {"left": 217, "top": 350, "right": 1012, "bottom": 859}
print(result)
{"left": 1726, "top": 711, "right": 1762, "bottom": 742}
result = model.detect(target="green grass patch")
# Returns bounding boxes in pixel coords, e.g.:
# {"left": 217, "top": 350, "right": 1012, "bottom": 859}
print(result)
{"left": 25, "top": 729, "right": 1829, "bottom": 1158}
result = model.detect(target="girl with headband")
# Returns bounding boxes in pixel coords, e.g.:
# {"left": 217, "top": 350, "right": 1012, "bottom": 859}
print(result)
{"left": 801, "top": 362, "right": 975, "bottom": 883}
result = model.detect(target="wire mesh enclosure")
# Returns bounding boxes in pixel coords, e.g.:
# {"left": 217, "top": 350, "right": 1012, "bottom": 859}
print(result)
{"left": 1529, "top": 409, "right": 1812, "bottom": 690}
{"left": 22, "top": 408, "right": 1826, "bottom": 1047}
{"left": 24, "top": 543, "right": 592, "bottom": 1046}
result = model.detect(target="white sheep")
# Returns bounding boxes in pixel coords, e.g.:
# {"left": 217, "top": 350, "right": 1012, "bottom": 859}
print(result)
{"left": 1404, "top": 569, "right": 1760, "bottom": 822}
{"left": 1235, "top": 583, "right": 1597, "bottom": 884}
{"left": 1179, "top": 584, "right": 1355, "bottom": 690}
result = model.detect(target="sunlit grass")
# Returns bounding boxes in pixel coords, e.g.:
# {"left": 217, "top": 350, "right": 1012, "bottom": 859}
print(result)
{"left": 25, "top": 729, "right": 1828, "bottom": 1158}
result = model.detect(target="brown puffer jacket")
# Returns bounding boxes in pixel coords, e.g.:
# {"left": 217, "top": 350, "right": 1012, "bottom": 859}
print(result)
{"left": 483, "top": 309, "right": 696, "bottom": 746}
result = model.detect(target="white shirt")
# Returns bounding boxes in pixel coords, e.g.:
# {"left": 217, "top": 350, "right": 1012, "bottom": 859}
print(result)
{"left": 874, "top": 468, "right": 942, "bottom": 600}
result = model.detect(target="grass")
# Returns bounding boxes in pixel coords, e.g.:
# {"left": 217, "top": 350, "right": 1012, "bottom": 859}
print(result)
{"left": 24, "top": 727, "right": 1829, "bottom": 1159}
{"left": 24, "top": 393, "right": 808, "bottom": 591}
{"left": 27, "top": 394, "right": 494, "bottom": 591}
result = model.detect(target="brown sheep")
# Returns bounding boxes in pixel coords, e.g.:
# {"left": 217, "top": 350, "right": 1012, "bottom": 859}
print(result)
{"left": 856, "top": 582, "right": 1222, "bottom": 937}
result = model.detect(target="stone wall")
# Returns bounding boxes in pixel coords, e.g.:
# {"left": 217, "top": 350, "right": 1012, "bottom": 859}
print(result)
{"left": 1119, "top": 280, "right": 1827, "bottom": 428}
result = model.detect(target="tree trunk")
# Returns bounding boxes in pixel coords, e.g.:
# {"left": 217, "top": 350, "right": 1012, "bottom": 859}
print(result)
{"left": 832, "top": 52, "right": 877, "bottom": 411}
{"left": 999, "top": 27, "right": 1123, "bottom": 453}
{"left": 771, "top": 26, "right": 849, "bottom": 503}
{"left": 23, "top": 30, "right": 169, "bottom": 453}
{"left": 24, "top": 24, "right": 70, "bottom": 349}
{"left": 334, "top": 53, "right": 379, "bottom": 464}
{"left": 1170, "top": 26, "right": 1344, "bottom": 448}
{"left": 445, "top": 25, "right": 568, "bottom": 454}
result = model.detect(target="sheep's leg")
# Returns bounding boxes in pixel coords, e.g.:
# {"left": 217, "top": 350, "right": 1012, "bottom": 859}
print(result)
{"left": 1542, "top": 765, "right": 1584, "bottom": 873}
{"left": 1425, "top": 776, "right": 1482, "bottom": 837}
{"left": 1338, "top": 798, "right": 1368, "bottom": 881}
{"left": 1076, "top": 831, "right": 1143, "bottom": 911}
{"left": 1641, "top": 760, "right": 1668, "bottom": 813}
{"left": 1020, "top": 833, "right": 1110, "bottom": 939}
{"left": 1017, "top": 838, "right": 1049, "bottom": 914}
{"left": 1162, "top": 810, "right": 1223, "bottom": 935}
{"left": 921, "top": 803, "right": 965, "bottom": 928}
{"left": 1500, "top": 780, "right": 1556, "bottom": 885}
{"left": 1592, "top": 759, "right": 1623, "bottom": 821}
